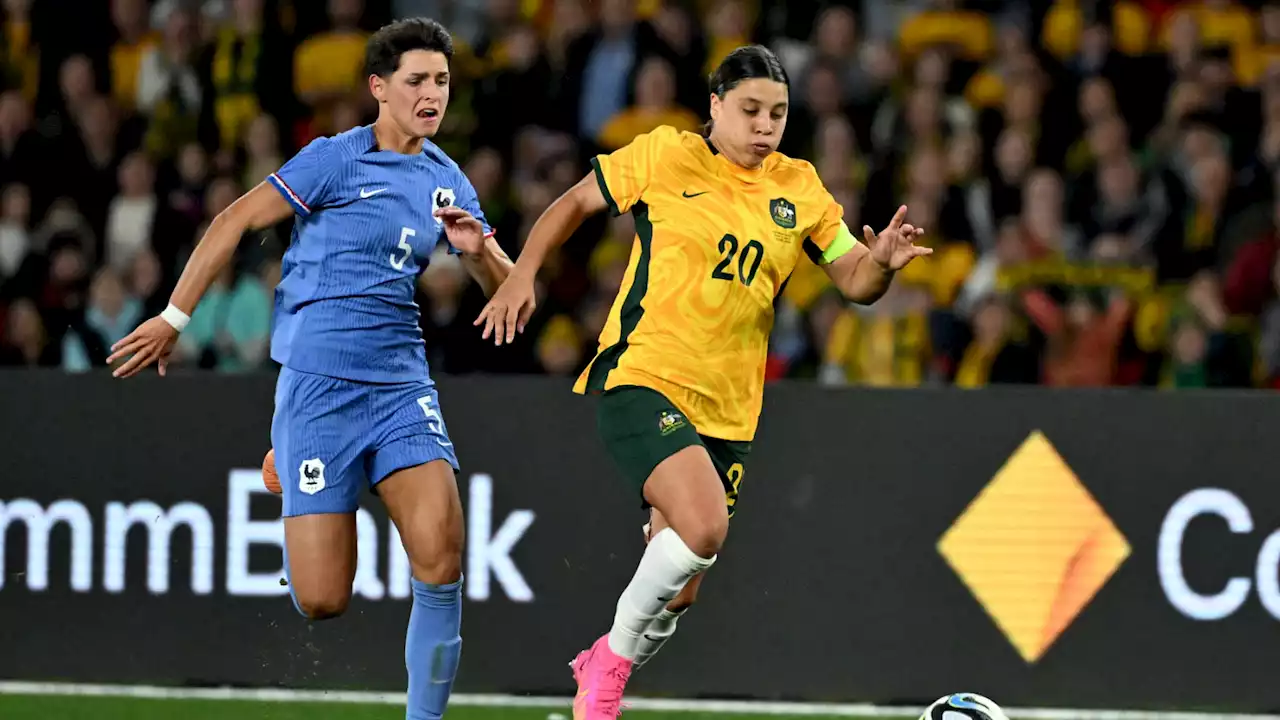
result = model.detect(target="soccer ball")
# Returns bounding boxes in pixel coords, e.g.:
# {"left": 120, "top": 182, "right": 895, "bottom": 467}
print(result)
{"left": 919, "top": 693, "right": 1009, "bottom": 720}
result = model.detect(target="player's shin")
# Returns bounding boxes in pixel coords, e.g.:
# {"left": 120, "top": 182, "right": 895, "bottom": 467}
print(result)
{"left": 633, "top": 606, "right": 687, "bottom": 668}
{"left": 405, "top": 576, "right": 463, "bottom": 720}
{"left": 607, "top": 529, "right": 713, "bottom": 660}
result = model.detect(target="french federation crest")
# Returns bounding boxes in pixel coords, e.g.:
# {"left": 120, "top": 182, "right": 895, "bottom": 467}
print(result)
{"left": 299, "top": 458, "right": 326, "bottom": 495}
{"left": 432, "top": 186, "right": 456, "bottom": 224}
{"left": 770, "top": 197, "right": 796, "bottom": 229}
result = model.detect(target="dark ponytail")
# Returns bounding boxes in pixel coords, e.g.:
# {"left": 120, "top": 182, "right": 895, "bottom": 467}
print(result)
{"left": 704, "top": 44, "right": 790, "bottom": 136}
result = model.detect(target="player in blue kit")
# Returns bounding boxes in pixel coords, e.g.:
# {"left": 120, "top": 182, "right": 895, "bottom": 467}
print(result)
{"left": 106, "top": 18, "right": 509, "bottom": 720}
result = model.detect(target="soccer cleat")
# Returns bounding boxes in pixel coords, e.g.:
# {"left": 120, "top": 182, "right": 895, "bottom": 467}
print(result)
{"left": 570, "top": 634, "right": 633, "bottom": 720}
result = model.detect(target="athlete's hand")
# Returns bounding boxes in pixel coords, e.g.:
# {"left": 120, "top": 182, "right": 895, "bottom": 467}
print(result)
{"left": 864, "top": 205, "right": 931, "bottom": 272}
{"left": 107, "top": 316, "right": 179, "bottom": 378}
{"left": 475, "top": 270, "right": 536, "bottom": 345}
{"left": 434, "top": 206, "right": 487, "bottom": 256}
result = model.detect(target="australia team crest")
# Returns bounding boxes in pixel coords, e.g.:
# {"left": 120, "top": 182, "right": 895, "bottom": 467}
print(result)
{"left": 769, "top": 197, "right": 796, "bottom": 229}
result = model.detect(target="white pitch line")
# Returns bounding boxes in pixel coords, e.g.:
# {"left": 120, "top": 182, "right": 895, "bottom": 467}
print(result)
{"left": 0, "top": 681, "right": 1278, "bottom": 720}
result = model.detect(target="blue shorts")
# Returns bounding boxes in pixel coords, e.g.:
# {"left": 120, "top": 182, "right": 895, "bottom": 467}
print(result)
{"left": 271, "top": 367, "right": 460, "bottom": 518}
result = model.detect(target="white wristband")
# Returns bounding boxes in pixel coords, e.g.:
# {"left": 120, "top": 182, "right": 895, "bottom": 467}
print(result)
{"left": 160, "top": 304, "right": 190, "bottom": 332}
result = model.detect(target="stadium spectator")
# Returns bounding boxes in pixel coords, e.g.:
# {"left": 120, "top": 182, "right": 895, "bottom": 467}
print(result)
{"left": 0, "top": 91, "right": 38, "bottom": 192}
{"left": 0, "top": 182, "right": 30, "bottom": 281}
{"left": 137, "top": 4, "right": 202, "bottom": 158}
{"left": 62, "top": 266, "right": 142, "bottom": 372}
{"left": 175, "top": 259, "right": 272, "bottom": 372}
{"left": 597, "top": 55, "right": 700, "bottom": 150}
{"left": 293, "top": 0, "right": 371, "bottom": 124}
{"left": 0, "top": 297, "right": 53, "bottom": 366}
{"left": 109, "top": 0, "right": 158, "bottom": 113}
{"left": 1, "top": 0, "right": 36, "bottom": 102}
{"left": 1, "top": 0, "right": 1278, "bottom": 390}
{"left": 563, "top": 0, "right": 672, "bottom": 141}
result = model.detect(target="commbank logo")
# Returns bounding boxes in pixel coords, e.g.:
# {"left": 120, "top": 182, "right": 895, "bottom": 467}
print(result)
{"left": 937, "top": 430, "right": 1131, "bottom": 664}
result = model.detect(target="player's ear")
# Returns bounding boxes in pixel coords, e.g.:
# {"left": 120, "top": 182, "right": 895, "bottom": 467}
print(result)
{"left": 369, "top": 73, "right": 387, "bottom": 102}
{"left": 709, "top": 93, "right": 722, "bottom": 124}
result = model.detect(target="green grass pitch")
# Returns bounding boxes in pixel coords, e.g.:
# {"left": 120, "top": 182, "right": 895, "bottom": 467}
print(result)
{"left": 0, "top": 695, "right": 877, "bottom": 720}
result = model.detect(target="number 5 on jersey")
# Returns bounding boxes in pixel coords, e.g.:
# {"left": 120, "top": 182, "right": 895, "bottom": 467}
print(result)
{"left": 711, "top": 233, "right": 764, "bottom": 286}
{"left": 390, "top": 226, "right": 415, "bottom": 270}
{"left": 417, "top": 395, "right": 453, "bottom": 448}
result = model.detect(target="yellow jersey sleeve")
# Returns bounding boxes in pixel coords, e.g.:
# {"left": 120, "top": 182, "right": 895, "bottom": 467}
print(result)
{"left": 589, "top": 125, "right": 678, "bottom": 216}
{"left": 803, "top": 187, "right": 858, "bottom": 266}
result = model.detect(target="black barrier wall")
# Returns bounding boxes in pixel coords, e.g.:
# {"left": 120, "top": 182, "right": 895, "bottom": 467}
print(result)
{"left": 2, "top": 371, "right": 1280, "bottom": 710}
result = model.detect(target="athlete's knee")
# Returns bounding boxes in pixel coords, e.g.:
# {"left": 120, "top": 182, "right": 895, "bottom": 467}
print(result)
{"left": 292, "top": 589, "right": 351, "bottom": 620}
{"left": 408, "top": 521, "right": 464, "bottom": 585}
{"left": 680, "top": 505, "right": 729, "bottom": 558}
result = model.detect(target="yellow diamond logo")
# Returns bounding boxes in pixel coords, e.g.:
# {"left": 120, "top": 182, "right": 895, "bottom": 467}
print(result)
{"left": 938, "top": 430, "right": 1130, "bottom": 664}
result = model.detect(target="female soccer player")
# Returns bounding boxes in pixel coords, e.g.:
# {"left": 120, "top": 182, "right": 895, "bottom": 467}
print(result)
{"left": 107, "top": 18, "right": 510, "bottom": 720}
{"left": 477, "top": 45, "right": 930, "bottom": 719}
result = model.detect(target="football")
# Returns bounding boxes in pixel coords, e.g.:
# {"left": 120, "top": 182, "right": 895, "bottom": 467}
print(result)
{"left": 920, "top": 693, "right": 1009, "bottom": 720}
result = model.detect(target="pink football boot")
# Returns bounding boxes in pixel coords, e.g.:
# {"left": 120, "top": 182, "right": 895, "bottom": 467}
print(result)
{"left": 570, "top": 634, "right": 633, "bottom": 720}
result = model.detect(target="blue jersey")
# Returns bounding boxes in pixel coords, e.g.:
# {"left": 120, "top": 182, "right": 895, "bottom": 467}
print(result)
{"left": 266, "top": 125, "right": 491, "bottom": 384}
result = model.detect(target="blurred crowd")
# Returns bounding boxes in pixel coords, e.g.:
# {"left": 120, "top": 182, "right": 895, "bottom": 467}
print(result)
{"left": 2, "top": 0, "right": 1280, "bottom": 389}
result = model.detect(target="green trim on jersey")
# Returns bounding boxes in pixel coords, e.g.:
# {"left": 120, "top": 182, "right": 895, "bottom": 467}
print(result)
{"left": 585, "top": 201, "right": 653, "bottom": 391}
{"left": 589, "top": 156, "right": 621, "bottom": 217}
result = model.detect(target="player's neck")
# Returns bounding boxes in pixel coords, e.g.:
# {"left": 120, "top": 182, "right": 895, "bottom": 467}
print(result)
{"left": 707, "top": 131, "right": 763, "bottom": 172}
{"left": 372, "top": 119, "right": 426, "bottom": 155}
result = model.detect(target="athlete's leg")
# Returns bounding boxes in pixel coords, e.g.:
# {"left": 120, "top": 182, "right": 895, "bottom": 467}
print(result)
{"left": 369, "top": 383, "right": 464, "bottom": 720}
{"left": 284, "top": 514, "right": 357, "bottom": 619}
{"left": 610, "top": 446, "right": 724, "bottom": 651}
{"left": 573, "top": 387, "right": 723, "bottom": 720}
{"left": 573, "top": 446, "right": 722, "bottom": 720}
{"left": 632, "top": 510, "right": 705, "bottom": 668}
{"left": 272, "top": 368, "right": 366, "bottom": 620}
{"left": 634, "top": 435, "right": 747, "bottom": 668}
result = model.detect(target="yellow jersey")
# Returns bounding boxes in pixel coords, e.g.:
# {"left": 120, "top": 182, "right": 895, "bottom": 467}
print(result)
{"left": 574, "top": 126, "right": 856, "bottom": 441}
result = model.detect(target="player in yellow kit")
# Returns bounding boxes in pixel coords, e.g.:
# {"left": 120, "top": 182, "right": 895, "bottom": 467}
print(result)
{"left": 477, "top": 45, "right": 930, "bottom": 719}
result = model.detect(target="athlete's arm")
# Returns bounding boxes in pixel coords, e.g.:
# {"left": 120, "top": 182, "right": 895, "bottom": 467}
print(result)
{"left": 478, "top": 127, "right": 662, "bottom": 344}
{"left": 823, "top": 242, "right": 893, "bottom": 304}
{"left": 458, "top": 235, "right": 513, "bottom": 296}
{"left": 809, "top": 204, "right": 929, "bottom": 305}
{"left": 474, "top": 174, "right": 607, "bottom": 344}
{"left": 107, "top": 184, "right": 291, "bottom": 378}
{"left": 172, "top": 183, "right": 293, "bottom": 314}
{"left": 514, "top": 173, "right": 608, "bottom": 276}
{"left": 442, "top": 175, "right": 511, "bottom": 296}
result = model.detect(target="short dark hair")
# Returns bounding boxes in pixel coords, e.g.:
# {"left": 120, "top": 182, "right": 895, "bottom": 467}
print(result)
{"left": 707, "top": 44, "right": 789, "bottom": 98}
{"left": 364, "top": 18, "right": 454, "bottom": 78}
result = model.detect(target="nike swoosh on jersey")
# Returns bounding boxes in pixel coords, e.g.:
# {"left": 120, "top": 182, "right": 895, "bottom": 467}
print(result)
{"left": 360, "top": 188, "right": 389, "bottom": 198}
{"left": 682, "top": 190, "right": 709, "bottom": 198}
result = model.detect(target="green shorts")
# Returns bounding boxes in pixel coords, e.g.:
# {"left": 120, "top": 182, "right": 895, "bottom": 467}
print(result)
{"left": 596, "top": 385, "right": 752, "bottom": 517}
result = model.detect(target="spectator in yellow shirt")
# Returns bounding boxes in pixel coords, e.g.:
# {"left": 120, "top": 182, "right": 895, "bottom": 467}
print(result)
{"left": 1, "top": 0, "right": 38, "bottom": 102}
{"left": 211, "top": 0, "right": 272, "bottom": 151}
{"left": 703, "top": 0, "right": 752, "bottom": 76}
{"left": 596, "top": 56, "right": 701, "bottom": 150}
{"left": 294, "top": 0, "right": 370, "bottom": 112}
{"left": 110, "top": 0, "right": 159, "bottom": 112}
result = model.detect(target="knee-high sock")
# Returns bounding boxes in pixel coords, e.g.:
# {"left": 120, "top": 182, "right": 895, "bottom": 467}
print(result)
{"left": 633, "top": 606, "right": 687, "bottom": 668}
{"left": 405, "top": 576, "right": 463, "bottom": 720}
{"left": 607, "top": 529, "right": 713, "bottom": 660}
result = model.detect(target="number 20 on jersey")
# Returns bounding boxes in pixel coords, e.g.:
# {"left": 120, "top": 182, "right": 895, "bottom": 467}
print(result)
{"left": 711, "top": 234, "right": 764, "bottom": 286}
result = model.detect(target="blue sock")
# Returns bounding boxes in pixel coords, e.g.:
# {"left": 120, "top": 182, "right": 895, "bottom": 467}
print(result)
{"left": 406, "top": 576, "right": 463, "bottom": 720}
